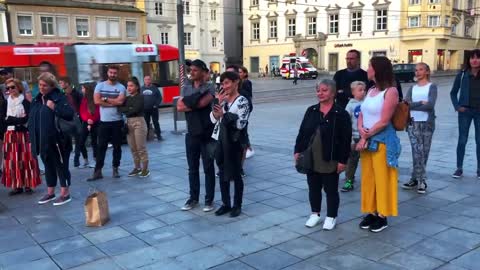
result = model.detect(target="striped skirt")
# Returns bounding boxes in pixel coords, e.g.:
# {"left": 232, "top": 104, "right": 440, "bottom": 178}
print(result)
{"left": 1, "top": 130, "right": 41, "bottom": 189}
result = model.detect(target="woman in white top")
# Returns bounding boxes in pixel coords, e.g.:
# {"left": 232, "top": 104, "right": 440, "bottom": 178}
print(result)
{"left": 402, "top": 63, "right": 437, "bottom": 194}
{"left": 210, "top": 71, "right": 250, "bottom": 218}
{"left": 356, "top": 56, "right": 400, "bottom": 233}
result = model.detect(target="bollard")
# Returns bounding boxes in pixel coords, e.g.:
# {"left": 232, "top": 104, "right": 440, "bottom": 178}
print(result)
{"left": 172, "top": 96, "right": 186, "bottom": 135}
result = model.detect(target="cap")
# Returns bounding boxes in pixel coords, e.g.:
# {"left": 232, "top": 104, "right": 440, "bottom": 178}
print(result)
{"left": 0, "top": 67, "right": 13, "bottom": 74}
{"left": 190, "top": 59, "right": 208, "bottom": 72}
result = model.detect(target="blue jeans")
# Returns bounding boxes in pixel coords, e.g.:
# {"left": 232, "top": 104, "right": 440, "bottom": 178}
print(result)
{"left": 456, "top": 108, "right": 480, "bottom": 169}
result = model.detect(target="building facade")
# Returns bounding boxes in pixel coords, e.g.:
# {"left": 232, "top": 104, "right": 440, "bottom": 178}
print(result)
{"left": 140, "top": 0, "right": 226, "bottom": 73}
{"left": 0, "top": 3, "right": 8, "bottom": 42}
{"left": 223, "top": 0, "right": 243, "bottom": 66}
{"left": 243, "top": 0, "right": 479, "bottom": 73}
{"left": 5, "top": 0, "right": 145, "bottom": 45}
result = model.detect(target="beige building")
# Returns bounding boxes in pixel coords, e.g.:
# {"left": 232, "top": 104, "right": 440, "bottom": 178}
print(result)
{"left": 243, "top": 0, "right": 480, "bottom": 73}
{"left": 5, "top": 0, "right": 145, "bottom": 45}
{"left": 0, "top": 3, "right": 8, "bottom": 42}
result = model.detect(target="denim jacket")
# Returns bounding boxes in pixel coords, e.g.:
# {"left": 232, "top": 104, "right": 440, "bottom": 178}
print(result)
{"left": 450, "top": 70, "right": 469, "bottom": 111}
{"left": 367, "top": 124, "right": 401, "bottom": 168}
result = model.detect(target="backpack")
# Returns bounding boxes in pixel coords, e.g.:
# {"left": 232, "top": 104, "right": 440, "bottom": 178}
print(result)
{"left": 392, "top": 100, "right": 411, "bottom": 131}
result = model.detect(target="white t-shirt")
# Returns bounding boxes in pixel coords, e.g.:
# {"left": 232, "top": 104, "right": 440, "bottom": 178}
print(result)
{"left": 361, "top": 89, "right": 386, "bottom": 129}
{"left": 411, "top": 83, "right": 431, "bottom": 122}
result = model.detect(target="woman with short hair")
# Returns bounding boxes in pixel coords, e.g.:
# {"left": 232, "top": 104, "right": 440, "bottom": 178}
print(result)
{"left": 294, "top": 79, "right": 352, "bottom": 230}
{"left": 356, "top": 56, "right": 401, "bottom": 233}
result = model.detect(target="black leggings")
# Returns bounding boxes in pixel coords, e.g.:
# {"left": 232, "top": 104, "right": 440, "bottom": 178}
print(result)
{"left": 41, "top": 143, "right": 71, "bottom": 188}
{"left": 307, "top": 172, "right": 339, "bottom": 217}
{"left": 75, "top": 121, "right": 98, "bottom": 161}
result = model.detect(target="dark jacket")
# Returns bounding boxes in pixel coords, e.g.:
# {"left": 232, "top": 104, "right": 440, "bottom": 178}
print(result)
{"left": 5, "top": 98, "right": 30, "bottom": 132}
{"left": 182, "top": 82, "right": 215, "bottom": 138}
{"left": 65, "top": 87, "right": 82, "bottom": 113}
{"left": 333, "top": 68, "right": 370, "bottom": 108}
{"left": 294, "top": 103, "right": 352, "bottom": 165}
{"left": 450, "top": 70, "right": 470, "bottom": 111}
{"left": 118, "top": 93, "right": 144, "bottom": 118}
{"left": 142, "top": 85, "right": 162, "bottom": 110}
{"left": 0, "top": 95, "right": 6, "bottom": 138}
{"left": 28, "top": 88, "right": 74, "bottom": 156}
{"left": 240, "top": 79, "right": 253, "bottom": 112}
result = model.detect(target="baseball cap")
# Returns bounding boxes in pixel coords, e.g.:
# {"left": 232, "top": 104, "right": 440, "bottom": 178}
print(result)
{"left": 190, "top": 59, "right": 208, "bottom": 72}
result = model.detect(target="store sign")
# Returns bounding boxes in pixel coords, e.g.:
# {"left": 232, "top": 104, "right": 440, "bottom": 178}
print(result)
{"left": 133, "top": 45, "right": 157, "bottom": 56}
{"left": 334, "top": 43, "right": 353, "bottom": 48}
{"left": 13, "top": 47, "right": 61, "bottom": 55}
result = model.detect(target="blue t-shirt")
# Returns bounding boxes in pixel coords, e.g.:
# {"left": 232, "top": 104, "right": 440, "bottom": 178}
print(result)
{"left": 94, "top": 81, "right": 126, "bottom": 122}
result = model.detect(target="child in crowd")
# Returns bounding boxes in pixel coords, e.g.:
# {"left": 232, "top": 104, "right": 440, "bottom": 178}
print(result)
{"left": 341, "top": 81, "right": 367, "bottom": 192}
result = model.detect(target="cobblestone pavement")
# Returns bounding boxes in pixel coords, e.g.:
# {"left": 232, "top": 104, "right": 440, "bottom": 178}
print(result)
{"left": 1, "top": 76, "right": 480, "bottom": 270}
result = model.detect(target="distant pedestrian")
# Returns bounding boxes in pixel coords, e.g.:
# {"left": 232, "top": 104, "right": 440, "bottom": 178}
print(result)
{"left": 341, "top": 81, "right": 366, "bottom": 192}
{"left": 265, "top": 64, "right": 269, "bottom": 76}
{"left": 119, "top": 77, "right": 150, "bottom": 178}
{"left": 78, "top": 82, "right": 100, "bottom": 168}
{"left": 142, "top": 75, "right": 163, "bottom": 141}
{"left": 402, "top": 62, "right": 437, "bottom": 194}
{"left": 293, "top": 67, "right": 298, "bottom": 85}
{"left": 87, "top": 65, "right": 126, "bottom": 181}
{"left": 333, "top": 49, "right": 370, "bottom": 109}
{"left": 356, "top": 56, "right": 400, "bottom": 233}
{"left": 2, "top": 78, "right": 41, "bottom": 195}
{"left": 294, "top": 79, "right": 351, "bottom": 230}
{"left": 450, "top": 49, "right": 480, "bottom": 179}
{"left": 29, "top": 72, "right": 74, "bottom": 206}
{"left": 211, "top": 71, "right": 251, "bottom": 217}
{"left": 177, "top": 59, "right": 216, "bottom": 212}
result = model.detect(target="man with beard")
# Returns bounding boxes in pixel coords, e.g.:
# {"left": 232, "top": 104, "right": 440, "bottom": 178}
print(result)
{"left": 177, "top": 59, "right": 216, "bottom": 212}
{"left": 87, "top": 65, "right": 126, "bottom": 181}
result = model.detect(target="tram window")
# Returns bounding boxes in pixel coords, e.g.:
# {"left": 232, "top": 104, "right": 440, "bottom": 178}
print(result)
{"left": 157, "top": 60, "right": 179, "bottom": 87}
{"left": 99, "top": 63, "right": 131, "bottom": 86}
{"left": 142, "top": 62, "right": 160, "bottom": 83}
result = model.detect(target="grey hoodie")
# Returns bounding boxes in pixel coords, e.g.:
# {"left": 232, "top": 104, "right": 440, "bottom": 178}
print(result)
{"left": 345, "top": 98, "right": 363, "bottom": 139}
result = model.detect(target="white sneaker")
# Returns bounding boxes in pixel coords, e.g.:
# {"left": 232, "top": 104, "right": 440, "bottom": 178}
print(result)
{"left": 323, "top": 217, "right": 337, "bottom": 230}
{"left": 203, "top": 203, "right": 215, "bottom": 212}
{"left": 246, "top": 148, "right": 255, "bottom": 159}
{"left": 305, "top": 214, "right": 321, "bottom": 228}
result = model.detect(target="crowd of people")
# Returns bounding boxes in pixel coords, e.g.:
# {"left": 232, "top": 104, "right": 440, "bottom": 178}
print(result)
{"left": 0, "top": 48, "right": 478, "bottom": 234}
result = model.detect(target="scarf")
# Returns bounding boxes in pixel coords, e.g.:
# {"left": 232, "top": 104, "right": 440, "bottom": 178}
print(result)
{"left": 6, "top": 94, "right": 25, "bottom": 130}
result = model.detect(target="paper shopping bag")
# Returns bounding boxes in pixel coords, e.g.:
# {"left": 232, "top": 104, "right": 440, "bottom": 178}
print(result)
{"left": 84, "top": 191, "right": 110, "bottom": 227}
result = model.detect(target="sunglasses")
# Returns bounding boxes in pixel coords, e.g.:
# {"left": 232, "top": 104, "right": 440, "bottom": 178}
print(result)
{"left": 5, "top": 86, "right": 16, "bottom": 90}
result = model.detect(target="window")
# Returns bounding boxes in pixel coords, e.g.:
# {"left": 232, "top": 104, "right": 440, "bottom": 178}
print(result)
{"left": 444, "top": 15, "right": 450, "bottom": 26}
{"left": 408, "top": 16, "right": 420, "bottom": 28}
{"left": 184, "top": 32, "right": 192, "bottom": 45}
{"left": 451, "top": 23, "right": 457, "bottom": 35}
{"left": 154, "top": 2, "right": 163, "bottom": 16}
{"left": 376, "top": 9, "right": 387, "bottom": 31}
{"left": 287, "top": 18, "right": 296, "bottom": 37}
{"left": 96, "top": 18, "right": 120, "bottom": 38}
{"left": 329, "top": 13, "right": 339, "bottom": 34}
{"left": 41, "top": 16, "right": 54, "bottom": 36}
{"left": 252, "top": 22, "right": 260, "bottom": 40}
{"left": 126, "top": 21, "right": 137, "bottom": 38}
{"left": 465, "top": 25, "right": 472, "bottom": 37}
{"left": 183, "top": 1, "right": 190, "bottom": 15}
{"left": 409, "top": 0, "right": 420, "bottom": 4}
{"left": 211, "top": 37, "right": 217, "bottom": 47}
{"left": 96, "top": 18, "right": 107, "bottom": 38}
{"left": 428, "top": 15, "right": 440, "bottom": 27}
{"left": 161, "top": 32, "right": 168, "bottom": 44}
{"left": 351, "top": 11, "right": 362, "bottom": 32}
{"left": 251, "top": 0, "right": 259, "bottom": 6}
{"left": 467, "top": 0, "right": 474, "bottom": 9}
{"left": 76, "top": 18, "right": 89, "bottom": 37}
{"left": 17, "top": 15, "right": 33, "bottom": 35}
{"left": 429, "top": 0, "right": 440, "bottom": 3}
{"left": 269, "top": 20, "right": 277, "bottom": 38}
{"left": 211, "top": 9, "right": 216, "bottom": 21}
{"left": 109, "top": 19, "right": 120, "bottom": 38}
{"left": 307, "top": 17, "right": 317, "bottom": 35}
{"left": 57, "top": 17, "right": 69, "bottom": 37}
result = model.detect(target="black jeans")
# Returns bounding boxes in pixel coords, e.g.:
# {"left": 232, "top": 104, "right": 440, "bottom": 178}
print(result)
{"left": 307, "top": 172, "right": 340, "bottom": 217}
{"left": 75, "top": 121, "right": 98, "bottom": 162}
{"left": 144, "top": 108, "right": 161, "bottom": 139}
{"left": 41, "top": 142, "right": 71, "bottom": 188}
{"left": 218, "top": 166, "right": 244, "bottom": 208}
{"left": 95, "top": 120, "right": 123, "bottom": 171}
{"left": 185, "top": 133, "right": 215, "bottom": 203}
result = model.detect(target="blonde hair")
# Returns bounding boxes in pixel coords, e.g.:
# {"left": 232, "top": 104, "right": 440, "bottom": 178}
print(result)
{"left": 416, "top": 62, "right": 431, "bottom": 80}
{"left": 37, "top": 72, "right": 57, "bottom": 87}
{"left": 350, "top": 81, "right": 366, "bottom": 90}
{"left": 5, "top": 78, "right": 25, "bottom": 93}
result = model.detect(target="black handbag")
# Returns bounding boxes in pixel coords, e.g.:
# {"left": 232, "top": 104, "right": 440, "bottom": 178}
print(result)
{"left": 295, "top": 131, "right": 317, "bottom": 174}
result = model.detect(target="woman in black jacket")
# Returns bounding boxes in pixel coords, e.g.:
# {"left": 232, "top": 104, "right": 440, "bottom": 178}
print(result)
{"left": 28, "top": 72, "right": 74, "bottom": 206}
{"left": 294, "top": 79, "right": 352, "bottom": 230}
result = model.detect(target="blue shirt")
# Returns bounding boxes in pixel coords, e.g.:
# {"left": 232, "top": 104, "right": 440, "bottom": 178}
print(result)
{"left": 94, "top": 81, "right": 126, "bottom": 122}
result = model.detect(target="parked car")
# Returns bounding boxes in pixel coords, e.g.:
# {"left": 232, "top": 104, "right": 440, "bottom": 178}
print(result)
{"left": 393, "top": 64, "right": 416, "bottom": 82}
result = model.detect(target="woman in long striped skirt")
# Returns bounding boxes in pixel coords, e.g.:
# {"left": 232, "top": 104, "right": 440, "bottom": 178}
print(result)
{"left": 1, "top": 78, "right": 41, "bottom": 195}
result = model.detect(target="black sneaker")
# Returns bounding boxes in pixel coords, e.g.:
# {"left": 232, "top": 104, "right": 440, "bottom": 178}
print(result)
{"left": 359, "top": 214, "right": 376, "bottom": 230}
{"left": 73, "top": 159, "right": 80, "bottom": 168}
{"left": 215, "top": 205, "right": 232, "bottom": 216}
{"left": 230, "top": 206, "right": 242, "bottom": 217}
{"left": 341, "top": 179, "right": 354, "bottom": 192}
{"left": 8, "top": 188, "right": 23, "bottom": 196}
{"left": 417, "top": 182, "right": 427, "bottom": 194}
{"left": 180, "top": 199, "right": 198, "bottom": 211}
{"left": 452, "top": 169, "right": 463, "bottom": 178}
{"left": 38, "top": 194, "right": 56, "bottom": 205}
{"left": 402, "top": 179, "right": 418, "bottom": 190}
{"left": 369, "top": 216, "right": 388, "bottom": 233}
{"left": 477, "top": 171, "right": 480, "bottom": 179}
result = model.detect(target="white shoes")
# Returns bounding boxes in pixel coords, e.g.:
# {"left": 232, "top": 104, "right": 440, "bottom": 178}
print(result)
{"left": 246, "top": 148, "right": 255, "bottom": 159}
{"left": 305, "top": 214, "right": 321, "bottom": 228}
{"left": 323, "top": 217, "right": 336, "bottom": 230}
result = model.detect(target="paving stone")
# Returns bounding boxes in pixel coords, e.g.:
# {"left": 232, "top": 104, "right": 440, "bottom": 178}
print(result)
{"left": 191, "top": 226, "right": 242, "bottom": 245}
{"left": 307, "top": 226, "right": 368, "bottom": 247}
{"left": 396, "top": 218, "right": 450, "bottom": 236}
{"left": 156, "top": 210, "right": 198, "bottom": 225}
{"left": 53, "top": 246, "right": 106, "bottom": 269}
{"left": 429, "top": 189, "right": 470, "bottom": 202}
{"left": 257, "top": 209, "right": 301, "bottom": 225}
{"left": 336, "top": 238, "right": 401, "bottom": 261}
{"left": 433, "top": 228, "right": 480, "bottom": 249}
{"left": 42, "top": 235, "right": 91, "bottom": 256}
{"left": 143, "top": 203, "right": 178, "bottom": 216}
{"left": 268, "top": 185, "right": 301, "bottom": 196}
{"left": 209, "top": 260, "right": 256, "bottom": 270}
{"left": 96, "top": 235, "right": 149, "bottom": 256}
{"left": 121, "top": 218, "right": 166, "bottom": 234}
{"left": 241, "top": 202, "right": 277, "bottom": 216}
{"left": 215, "top": 235, "right": 269, "bottom": 258}
{"left": 240, "top": 247, "right": 301, "bottom": 270}
{"left": 261, "top": 196, "right": 302, "bottom": 209}
{"left": 28, "top": 221, "right": 78, "bottom": 243}
{"left": 69, "top": 258, "right": 124, "bottom": 270}
{"left": 380, "top": 251, "right": 445, "bottom": 270}
{"left": 279, "top": 217, "right": 324, "bottom": 235}
{"left": 0, "top": 229, "right": 37, "bottom": 253}
{"left": 305, "top": 250, "right": 387, "bottom": 270}
{"left": 243, "top": 190, "right": 278, "bottom": 202}
{"left": 113, "top": 246, "right": 166, "bottom": 269}
{"left": 3, "top": 257, "right": 60, "bottom": 270}
{"left": 153, "top": 235, "right": 206, "bottom": 258}
{"left": 276, "top": 236, "right": 330, "bottom": 259}
{"left": 251, "top": 225, "right": 301, "bottom": 245}
{"left": 410, "top": 238, "right": 470, "bottom": 262}
{"left": 137, "top": 258, "right": 192, "bottom": 270}
{"left": 370, "top": 227, "right": 425, "bottom": 248}
{"left": 175, "top": 246, "right": 233, "bottom": 269}
{"left": 136, "top": 225, "right": 186, "bottom": 245}
{"left": 281, "top": 261, "right": 327, "bottom": 270}
{"left": 84, "top": 226, "right": 131, "bottom": 244}
{"left": 173, "top": 217, "right": 217, "bottom": 234}
{"left": 0, "top": 246, "right": 47, "bottom": 268}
